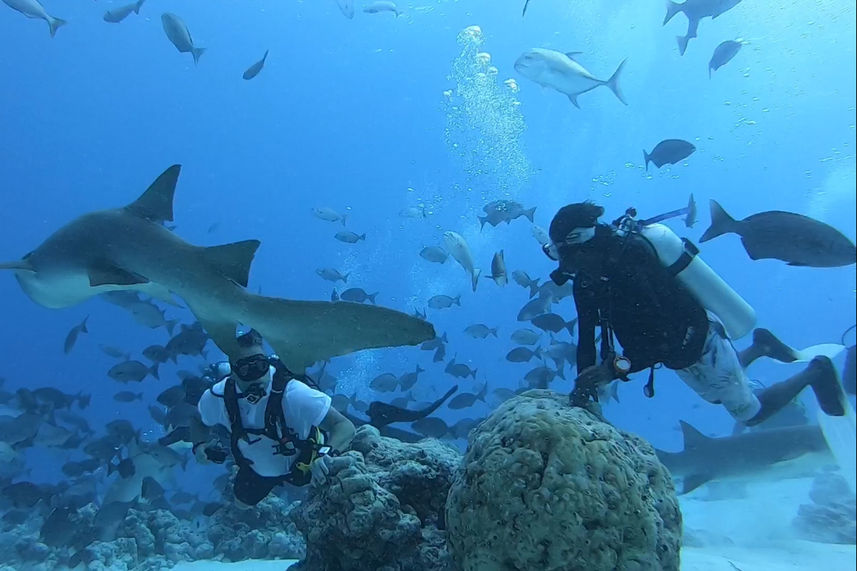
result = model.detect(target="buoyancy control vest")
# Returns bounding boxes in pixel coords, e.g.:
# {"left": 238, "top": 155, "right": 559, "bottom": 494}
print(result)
{"left": 614, "top": 211, "right": 756, "bottom": 340}
{"left": 220, "top": 366, "right": 326, "bottom": 486}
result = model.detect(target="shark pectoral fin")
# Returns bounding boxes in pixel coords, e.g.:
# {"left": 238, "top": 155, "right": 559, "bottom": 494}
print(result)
{"left": 125, "top": 165, "right": 181, "bottom": 224}
{"left": 202, "top": 240, "right": 261, "bottom": 288}
{"left": 89, "top": 264, "right": 149, "bottom": 287}
{"left": 247, "top": 297, "right": 436, "bottom": 372}
{"left": 681, "top": 473, "right": 712, "bottom": 494}
{"left": 0, "top": 260, "right": 35, "bottom": 272}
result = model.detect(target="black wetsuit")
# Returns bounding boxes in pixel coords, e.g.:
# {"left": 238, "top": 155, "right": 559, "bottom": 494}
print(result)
{"left": 553, "top": 225, "right": 709, "bottom": 375}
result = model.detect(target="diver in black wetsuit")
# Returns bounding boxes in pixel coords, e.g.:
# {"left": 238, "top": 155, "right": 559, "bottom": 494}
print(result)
{"left": 544, "top": 201, "right": 846, "bottom": 426}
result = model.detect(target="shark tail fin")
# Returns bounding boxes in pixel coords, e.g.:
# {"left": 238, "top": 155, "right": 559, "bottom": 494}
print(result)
{"left": 126, "top": 165, "right": 180, "bottom": 223}
{"left": 48, "top": 17, "right": 67, "bottom": 38}
{"left": 201, "top": 240, "right": 261, "bottom": 288}
{"left": 663, "top": 0, "right": 683, "bottom": 25}
{"left": 199, "top": 296, "right": 436, "bottom": 372}
{"left": 605, "top": 59, "right": 627, "bottom": 105}
{"left": 700, "top": 199, "right": 739, "bottom": 243}
{"left": 135, "top": 0, "right": 145, "bottom": 14}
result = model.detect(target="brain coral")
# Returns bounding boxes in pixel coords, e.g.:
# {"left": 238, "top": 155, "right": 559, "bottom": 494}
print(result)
{"left": 445, "top": 390, "right": 681, "bottom": 571}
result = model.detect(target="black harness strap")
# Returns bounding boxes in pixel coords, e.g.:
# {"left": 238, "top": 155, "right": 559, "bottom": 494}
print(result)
{"left": 665, "top": 238, "right": 698, "bottom": 276}
{"left": 221, "top": 366, "right": 326, "bottom": 487}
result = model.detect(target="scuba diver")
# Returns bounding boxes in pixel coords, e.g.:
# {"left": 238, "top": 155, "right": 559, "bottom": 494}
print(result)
{"left": 543, "top": 200, "right": 847, "bottom": 426}
{"left": 195, "top": 329, "right": 355, "bottom": 506}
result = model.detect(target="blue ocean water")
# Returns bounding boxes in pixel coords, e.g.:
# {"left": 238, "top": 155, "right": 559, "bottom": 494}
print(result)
{"left": 0, "top": 0, "right": 855, "bottom": 566}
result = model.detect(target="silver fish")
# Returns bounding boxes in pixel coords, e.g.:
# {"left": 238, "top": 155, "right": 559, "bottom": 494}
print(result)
{"left": 161, "top": 13, "right": 205, "bottom": 65}
{"left": 63, "top": 316, "right": 89, "bottom": 354}
{"left": 104, "top": 0, "right": 145, "bottom": 23}
{"left": 489, "top": 250, "right": 507, "bottom": 286}
{"left": 2, "top": 0, "right": 65, "bottom": 37}
{"left": 428, "top": 294, "right": 460, "bottom": 310}
{"left": 443, "top": 231, "right": 480, "bottom": 292}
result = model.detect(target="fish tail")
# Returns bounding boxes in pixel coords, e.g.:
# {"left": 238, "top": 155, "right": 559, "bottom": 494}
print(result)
{"left": 165, "top": 319, "right": 179, "bottom": 336}
{"left": 478, "top": 215, "right": 488, "bottom": 230}
{"left": 700, "top": 199, "right": 739, "bottom": 243}
{"left": 359, "top": 233, "right": 366, "bottom": 241}
{"left": 605, "top": 59, "right": 627, "bottom": 106}
{"left": 80, "top": 316, "right": 89, "bottom": 334}
{"left": 192, "top": 47, "right": 207, "bottom": 66}
{"left": 663, "top": 0, "right": 683, "bottom": 25}
{"left": 453, "top": 295, "right": 461, "bottom": 307}
{"left": 471, "top": 368, "right": 478, "bottom": 379}
{"left": 677, "top": 34, "right": 690, "bottom": 56}
{"left": 471, "top": 268, "right": 481, "bottom": 292}
{"left": 341, "top": 214, "right": 348, "bottom": 227}
{"left": 150, "top": 363, "right": 160, "bottom": 381}
{"left": 48, "top": 17, "right": 67, "bottom": 38}
{"left": 643, "top": 149, "right": 651, "bottom": 172}
{"left": 368, "top": 292, "right": 378, "bottom": 305}
{"left": 135, "top": 0, "right": 146, "bottom": 14}
{"left": 343, "top": 272, "right": 350, "bottom": 284}
{"left": 524, "top": 207, "right": 536, "bottom": 222}
{"left": 491, "top": 328, "right": 498, "bottom": 338}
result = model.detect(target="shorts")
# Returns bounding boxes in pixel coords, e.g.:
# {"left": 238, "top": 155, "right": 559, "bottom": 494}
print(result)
{"left": 675, "top": 320, "right": 761, "bottom": 422}
{"left": 234, "top": 465, "right": 284, "bottom": 506}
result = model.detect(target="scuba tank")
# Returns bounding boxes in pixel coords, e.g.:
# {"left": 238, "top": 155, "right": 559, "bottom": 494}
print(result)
{"left": 614, "top": 201, "right": 756, "bottom": 340}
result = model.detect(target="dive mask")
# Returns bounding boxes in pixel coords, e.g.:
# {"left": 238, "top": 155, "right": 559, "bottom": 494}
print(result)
{"left": 543, "top": 226, "right": 597, "bottom": 261}
{"left": 231, "top": 354, "right": 271, "bottom": 382}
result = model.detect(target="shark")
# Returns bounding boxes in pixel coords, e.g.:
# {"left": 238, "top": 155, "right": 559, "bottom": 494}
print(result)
{"left": 0, "top": 165, "right": 435, "bottom": 371}
{"left": 656, "top": 420, "right": 833, "bottom": 494}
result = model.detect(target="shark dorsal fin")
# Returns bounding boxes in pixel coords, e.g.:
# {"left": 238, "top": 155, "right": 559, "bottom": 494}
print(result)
{"left": 679, "top": 420, "right": 709, "bottom": 450}
{"left": 125, "top": 165, "right": 181, "bottom": 223}
{"left": 202, "top": 240, "right": 260, "bottom": 288}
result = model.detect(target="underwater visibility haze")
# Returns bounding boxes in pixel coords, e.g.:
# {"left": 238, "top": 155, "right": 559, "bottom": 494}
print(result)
{"left": 0, "top": 0, "right": 855, "bottom": 569}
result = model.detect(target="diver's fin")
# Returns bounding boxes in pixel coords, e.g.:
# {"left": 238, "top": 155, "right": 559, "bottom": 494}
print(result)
{"left": 817, "top": 400, "right": 857, "bottom": 494}
{"left": 125, "top": 165, "right": 181, "bottom": 224}
{"left": 201, "top": 240, "right": 260, "bottom": 288}
{"left": 204, "top": 296, "right": 436, "bottom": 371}
{"left": 792, "top": 343, "right": 846, "bottom": 363}
{"left": 89, "top": 263, "right": 149, "bottom": 287}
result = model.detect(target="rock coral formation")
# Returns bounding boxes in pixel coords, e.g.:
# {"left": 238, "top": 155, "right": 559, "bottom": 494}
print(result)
{"left": 445, "top": 389, "right": 682, "bottom": 571}
{"left": 290, "top": 424, "right": 459, "bottom": 571}
{"left": 793, "top": 472, "right": 857, "bottom": 544}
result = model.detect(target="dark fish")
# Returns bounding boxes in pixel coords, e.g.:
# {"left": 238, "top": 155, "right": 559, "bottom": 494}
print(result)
{"left": 83, "top": 436, "right": 121, "bottom": 462}
{"left": 447, "top": 384, "right": 487, "bottom": 409}
{"left": 709, "top": 40, "right": 742, "bottom": 78}
{"left": 524, "top": 365, "right": 563, "bottom": 389}
{"left": 370, "top": 373, "right": 399, "bottom": 392}
{"left": 522, "top": 0, "right": 531, "bottom": 17}
{"left": 108, "top": 457, "right": 136, "bottom": 479}
{"left": 510, "top": 328, "right": 540, "bottom": 345}
{"left": 433, "top": 344, "right": 446, "bottom": 363}
{"left": 242, "top": 49, "right": 269, "bottom": 80}
{"left": 506, "top": 346, "right": 542, "bottom": 363}
{"left": 149, "top": 404, "right": 168, "bottom": 426}
{"left": 428, "top": 294, "right": 460, "bottom": 309}
{"left": 104, "top": 0, "right": 145, "bottom": 23}
{"left": 479, "top": 200, "right": 536, "bottom": 229}
{"left": 3, "top": 510, "right": 29, "bottom": 525}
{"left": 397, "top": 365, "right": 424, "bottom": 391}
{"left": 165, "top": 403, "right": 199, "bottom": 430}
{"left": 420, "top": 246, "right": 448, "bottom": 264}
{"left": 664, "top": 0, "right": 743, "bottom": 56}
{"left": 156, "top": 385, "right": 187, "bottom": 408}
{"left": 463, "top": 324, "right": 498, "bottom": 339}
{"left": 445, "top": 358, "right": 477, "bottom": 379}
{"left": 517, "top": 296, "right": 552, "bottom": 321}
{"left": 334, "top": 231, "right": 366, "bottom": 244}
{"left": 161, "top": 12, "right": 206, "bottom": 65}
{"left": 643, "top": 139, "right": 696, "bottom": 171}
{"left": 488, "top": 250, "right": 508, "bottom": 286}
{"left": 420, "top": 332, "right": 447, "bottom": 351}
{"left": 113, "top": 391, "right": 143, "bottom": 402}
{"left": 701, "top": 200, "right": 857, "bottom": 267}
{"left": 165, "top": 322, "right": 209, "bottom": 358}
{"left": 511, "top": 270, "right": 539, "bottom": 298}
{"left": 106, "top": 420, "right": 138, "bottom": 444}
{"left": 108, "top": 360, "right": 159, "bottom": 383}
{"left": 411, "top": 417, "right": 449, "bottom": 438}
{"left": 64, "top": 316, "right": 89, "bottom": 354}
{"left": 340, "top": 288, "right": 377, "bottom": 304}
{"left": 40, "top": 506, "right": 76, "bottom": 547}
{"left": 531, "top": 314, "right": 577, "bottom": 335}
{"left": 450, "top": 417, "right": 481, "bottom": 439}
{"left": 2, "top": 481, "right": 46, "bottom": 508}
{"left": 143, "top": 344, "right": 172, "bottom": 364}
{"left": 368, "top": 385, "right": 457, "bottom": 428}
